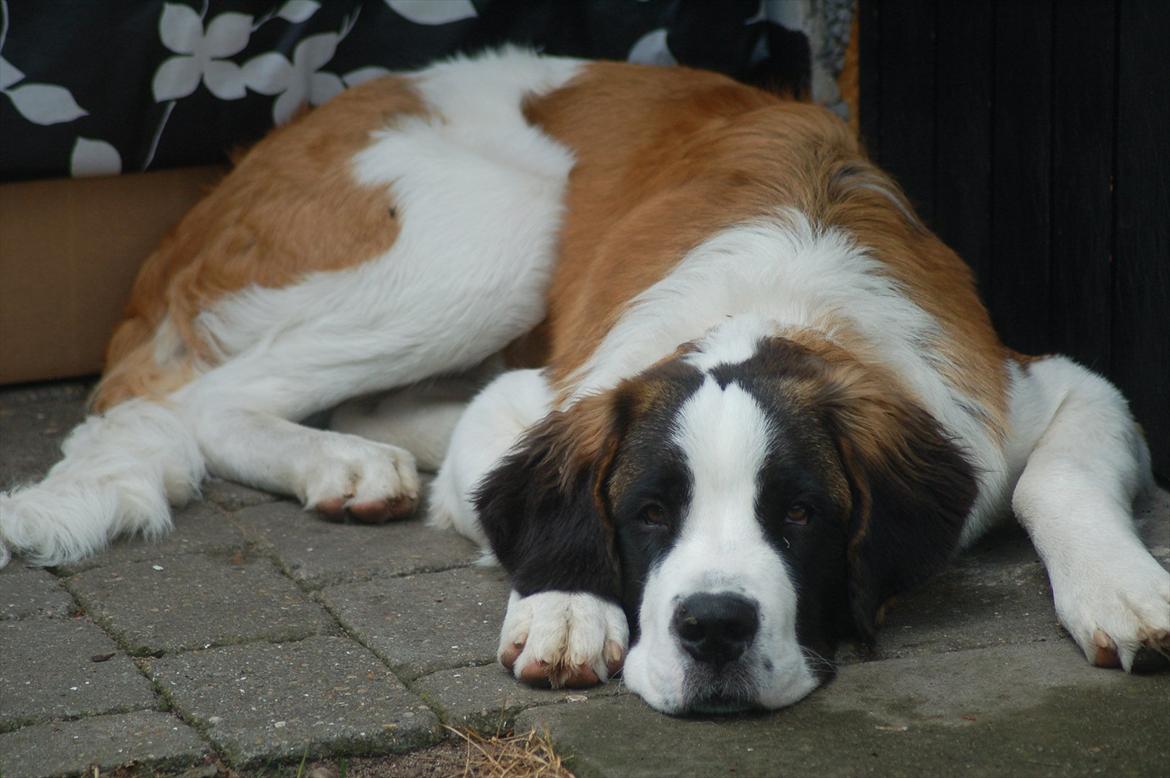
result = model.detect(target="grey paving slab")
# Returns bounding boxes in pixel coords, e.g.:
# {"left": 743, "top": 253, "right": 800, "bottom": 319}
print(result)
{"left": 232, "top": 500, "right": 478, "bottom": 589}
{"left": 201, "top": 477, "right": 279, "bottom": 512}
{"left": 0, "top": 383, "right": 88, "bottom": 490}
{"left": 415, "top": 662, "right": 627, "bottom": 731}
{"left": 55, "top": 502, "right": 247, "bottom": 574}
{"left": 519, "top": 642, "right": 1170, "bottom": 778}
{"left": 0, "top": 618, "right": 156, "bottom": 730}
{"left": 66, "top": 554, "right": 335, "bottom": 654}
{"left": 0, "top": 383, "right": 87, "bottom": 482}
{"left": 0, "top": 563, "right": 75, "bottom": 620}
{"left": 844, "top": 527, "right": 1064, "bottom": 663}
{"left": 148, "top": 635, "right": 440, "bottom": 765}
{"left": 838, "top": 492, "right": 1170, "bottom": 666}
{"left": 0, "top": 710, "right": 208, "bottom": 778}
{"left": 321, "top": 566, "right": 511, "bottom": 680}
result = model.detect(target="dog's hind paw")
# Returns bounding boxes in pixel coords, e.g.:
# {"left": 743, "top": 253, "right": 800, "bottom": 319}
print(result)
{"left": 301, "top": 434, "right": 420, "bottom": 524}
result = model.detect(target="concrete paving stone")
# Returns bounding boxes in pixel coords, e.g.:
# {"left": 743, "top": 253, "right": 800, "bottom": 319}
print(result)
{"left": 0, "top": 618, "right": 156, "bottom": 730}
{"left": 0, "top": 383, "right": 88, "bottom": 490}
{"left": 147, "top": 635, "right": 440, "bottom": 765}
{"left": 518, "top": 642, "right": 1170, "bottom": 778}
{"left": 838, "top": 492, "right": 1170, "bottom": 666}
{"left": 201, "top": 477, "right": 279, "bottom": 512}
{"left": 55, "top": 503, "right": 247, "bottom": 574}
{"left": 0, "top": 563, "right": 75, "bottom": 620}
{"left": 840, "top": 527, "right": 1064, "bottom": 664}
{"left": 414, "top": 662, "right": 628, "bottom": 731}
{"left": 66, "top": 554, "right": 335, "bottom": 654}
{"left": 0, "top": 710, "right": 208, "bottom": 778}
{"left": 232, "top": 501, "right": 479, "bottom": 590}
{"left": 321, "top": 566, "right": 512, "bottom": 680}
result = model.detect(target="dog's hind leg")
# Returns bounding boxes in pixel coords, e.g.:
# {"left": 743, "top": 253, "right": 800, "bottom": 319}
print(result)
{"left": 1008, "top": 356, "right": 1169, "bottom": 672}
{"left": 0, "top": 245, "right": 550, "bottom": 565}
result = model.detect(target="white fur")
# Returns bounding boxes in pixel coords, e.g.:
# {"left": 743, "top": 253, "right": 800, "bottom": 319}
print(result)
{"left": 1006, "top": 356, "right": 1165, "bottom": 670}
{"left": 429, "top": 368, "right": 554, "bottom": 550}
{"left": 623, "top": 376, "right": 819, "bottom": 713}
{"left": 498, "top": 589, "right": 629, "bottom": 684}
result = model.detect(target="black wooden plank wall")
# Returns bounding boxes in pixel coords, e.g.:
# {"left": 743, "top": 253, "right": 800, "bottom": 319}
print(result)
{"left": 859, "top": 0, "right": 1169, "bottom": 482}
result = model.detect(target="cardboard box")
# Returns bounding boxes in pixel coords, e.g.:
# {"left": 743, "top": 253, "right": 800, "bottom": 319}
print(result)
{"left": 0, "top": 166, "right": 225, "bottom": 385}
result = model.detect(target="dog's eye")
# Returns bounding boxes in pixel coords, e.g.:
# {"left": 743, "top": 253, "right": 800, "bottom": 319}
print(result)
{"left": 640, "top": 502, "right": 669, "bottom": 527}
{"left": 785, "top": 503, "right": 810, "bottom": 525}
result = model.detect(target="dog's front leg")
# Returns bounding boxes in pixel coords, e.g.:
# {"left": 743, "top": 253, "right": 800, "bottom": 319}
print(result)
{"left": 1011, "top": 357, "right": 1170, "bottom": 671}
{"left": 497, "top": 590, "right": 628, "bottom": 688}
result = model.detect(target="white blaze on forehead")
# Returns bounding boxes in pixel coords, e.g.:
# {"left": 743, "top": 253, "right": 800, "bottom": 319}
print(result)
{"left": 673, "top": 377, "right": 774, "bottom": 522}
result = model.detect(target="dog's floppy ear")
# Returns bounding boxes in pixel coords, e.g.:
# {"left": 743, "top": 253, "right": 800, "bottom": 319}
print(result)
{"left": 814, "top": 355, "right": 976, "bottom": 643}
{"left": 474, "top": 389, "right": 629, "bottom": 602}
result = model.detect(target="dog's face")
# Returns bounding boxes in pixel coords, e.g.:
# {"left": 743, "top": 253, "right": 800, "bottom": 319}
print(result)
{"left": 608, "top": 358, "right": 853, "bottom": 712}
{"left": 477, "top": 331, "right": 975, "bottom": 715}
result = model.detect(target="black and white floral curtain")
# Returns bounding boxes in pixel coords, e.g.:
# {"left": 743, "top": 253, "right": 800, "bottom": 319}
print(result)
{"left": 0, "top": 0, "right": 852, "bottom": 182}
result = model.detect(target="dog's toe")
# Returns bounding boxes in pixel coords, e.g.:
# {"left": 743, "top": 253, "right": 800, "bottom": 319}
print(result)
{"left": 347, "top": 494, "right": 417, "bottom": 524}
{"left": 500, "top": 639, "right": 526, "bottom": 672}
{"left": 314, "top": 496, "right": 350, "bottom": 522}
{"left": 1091, "top": 629, "right": 1121, "bottom": 668}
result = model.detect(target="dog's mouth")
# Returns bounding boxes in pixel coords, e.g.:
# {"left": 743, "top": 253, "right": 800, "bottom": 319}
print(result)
{"left": 678, "top": 661, "right": 760, "bottom": 715}
{"left": 683, "top": 692, "right": 760, "bottom": 715}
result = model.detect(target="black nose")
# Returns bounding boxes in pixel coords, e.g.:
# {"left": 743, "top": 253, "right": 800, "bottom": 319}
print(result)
{"left": 672, "top": 592, "right": 759, "bottom": 666}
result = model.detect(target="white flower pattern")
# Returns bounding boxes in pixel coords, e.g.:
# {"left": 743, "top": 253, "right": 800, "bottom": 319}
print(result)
{"left": 144, "top": 1, "right": 338, "bottom": 167}
{"left": 152, "top": 4, "right": 253, "bottom": 101}
{"left": 239, "top": 7, "right": 359, "bottom": 125}
{"left": 243, "top": 32, "right": 346, "bottom": 125}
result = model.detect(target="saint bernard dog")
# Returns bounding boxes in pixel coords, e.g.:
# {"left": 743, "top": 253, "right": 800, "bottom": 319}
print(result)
{"left": 2, "top": 49, "right": 1167, "bottom": 715}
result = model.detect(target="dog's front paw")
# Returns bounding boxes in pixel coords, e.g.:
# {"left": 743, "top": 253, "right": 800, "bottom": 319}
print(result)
{"left": 1052, "top": 549, "right": 1170, "bottom": 673}
{"left": 301, "top": 434, "right": 420, "bottom": 524}
{"left": 497, "top": 590, "right": 628, "bottom": 688}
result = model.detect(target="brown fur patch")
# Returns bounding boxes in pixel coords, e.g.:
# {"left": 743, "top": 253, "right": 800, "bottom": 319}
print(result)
{"left": 526, "top": 62, "right": 1007, "bottom": 438}
{"left": 821, "top": 168, "right": 1008, "bottom": 439}
{"left": 91, "top": 77, "right": 425, "bottom": 410}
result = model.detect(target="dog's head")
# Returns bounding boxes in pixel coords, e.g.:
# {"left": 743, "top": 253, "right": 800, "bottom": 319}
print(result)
{"left": 476, "top": 321, "right": 975, "bottom": 714}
